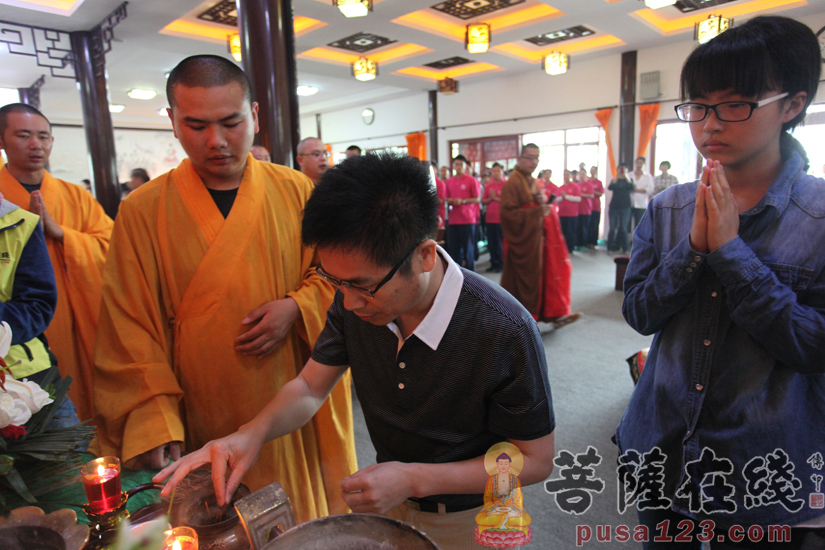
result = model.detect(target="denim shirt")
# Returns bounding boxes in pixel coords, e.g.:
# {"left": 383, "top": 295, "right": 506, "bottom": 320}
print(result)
{"left": 616, "top": 152, "right": 825, "bottom": 528}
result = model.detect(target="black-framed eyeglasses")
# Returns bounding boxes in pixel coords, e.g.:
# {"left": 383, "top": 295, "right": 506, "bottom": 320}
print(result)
{"left": 316, "top": 242, "right": 422, "bottom": 299}
{"left": 674, "top": 92, "right": 788, "bottom": 122}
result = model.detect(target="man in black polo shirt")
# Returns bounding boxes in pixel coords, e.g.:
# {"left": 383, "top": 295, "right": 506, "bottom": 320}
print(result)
{"left": 156, "top": 153, "right": 556, "bottom": 550}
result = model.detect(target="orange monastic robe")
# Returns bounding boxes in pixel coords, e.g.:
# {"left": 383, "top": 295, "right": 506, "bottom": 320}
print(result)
{"left": 0, "top": 167, "right": 112, "bottom": 421}
{"left": 93, "top": 156, "right": 357, "bottom": 523}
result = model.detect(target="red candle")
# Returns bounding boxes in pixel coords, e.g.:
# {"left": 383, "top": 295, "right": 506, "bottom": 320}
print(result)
{"left": 81, "top": 457, "right": 122, "bottom": 514}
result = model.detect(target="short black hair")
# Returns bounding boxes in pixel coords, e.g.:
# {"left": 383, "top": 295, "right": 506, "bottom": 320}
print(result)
{"left": 680, "top": 15, "right": 820, "bottom": 133}
{"left": 0, "top": 103, "right": 51, "bottom": 136}
{"left": 166, "top": 55, "right": 252, "bottom": 109}
{"left": 636, "top": 156, "right": 646, "bottom": 163}
{"left": 521, "top": 143, "right": 539, "bottom": 156}
{"left": 346, "top": 145, "right": 362, "bottom": 154}
{"left": 492, "top": 162, "right": 503, "bottom": 169}
{"left": 130, "top": 168, "right": 150, "bottom": 183}
{"left": 453, "top": 154, "right": 468, "bottom": 164}
{"left": 302, "top": 153, "right": 439, "bottom": 275}
{"left": 659, "top": 161, "right": 671, "bottom": 169}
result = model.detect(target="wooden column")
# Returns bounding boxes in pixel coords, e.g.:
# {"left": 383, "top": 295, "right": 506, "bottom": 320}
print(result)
{"left": 70, "top": 31, "right": 120, "bottom": 217}
{"left": 237, "top": 0, "right": 300, "bottom": 169}
{"left": 619, "top": 51, "right": 637, "bottom": 169}
{"left": 428, "top": 90, "right": 439, "bottom": 165}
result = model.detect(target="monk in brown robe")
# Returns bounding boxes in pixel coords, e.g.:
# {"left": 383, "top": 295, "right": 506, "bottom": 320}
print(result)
{"left": 500, "top": 143, "right": 579, "bottom": 328}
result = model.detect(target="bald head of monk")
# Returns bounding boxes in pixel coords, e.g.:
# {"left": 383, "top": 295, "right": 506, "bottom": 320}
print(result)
{"left": 166, "top": 55, "right": 259, "bottom": 190}
{"left": 0, "top": 103, "right": 54, "bottom": 184}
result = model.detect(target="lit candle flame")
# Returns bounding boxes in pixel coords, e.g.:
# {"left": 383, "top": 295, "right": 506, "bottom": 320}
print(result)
{"left": 97, "top": 464, "right": 105, "bottom": 476}
{"left": 173, "top": 540, "right": 182, "bottom": 550}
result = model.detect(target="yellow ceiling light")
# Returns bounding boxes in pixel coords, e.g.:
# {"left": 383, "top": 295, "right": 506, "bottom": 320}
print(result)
{"left": 334, "top": 0, "right": 371, "bottom": 17}
{"left": 299, "top": 43, "right": 431, "bottom": 66}
{"left": 439, "top": 77, "right": 458, "bottom": 95}
{"left": 466, "top": 23, "right": 491, "bottom": 54}
{"left": 352, "top": 57, "right": 377, "bottom": 81}
{"left": 393, "top": 2, "right": 563, "bottom": 43}
{"left": 160, "top": 16, "right": 325, "bottom": 44}
{"left": 493, "top": 34, "right": 625, "bottom": 63}
{"left": 395, "top": 62, "right": 502, "bottom": 82}
{"left": 543, "top": 52, "right": 569, "bottom": 75}
{"left": 228, "top": 33, "right": 242, "bottom": 62}
{"left": 695, "top": 14, "right": 732, "bottom": 44}
{"left": 631, "top": 0, "right": 806, "bottom": 36}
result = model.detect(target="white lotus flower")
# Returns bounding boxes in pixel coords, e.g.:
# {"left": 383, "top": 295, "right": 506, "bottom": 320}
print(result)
{"left": 0, "top": 321, "right": 11, "bottom": 359}
{"left": 3, "top": 378, "right": 53, "bottom": 415}
{"left": 0, "top": 392, "right": 32, "bottom": 428}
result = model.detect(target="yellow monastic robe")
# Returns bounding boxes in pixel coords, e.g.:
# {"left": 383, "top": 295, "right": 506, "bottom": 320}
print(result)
{"left": 93, "top": 155, "right": 356, "bottom": 524}
{"left": 475, "top": 473, "right": 531, "bottom": 532}
{"left": 0, "top": 167, "right": 113, "bottom": 421}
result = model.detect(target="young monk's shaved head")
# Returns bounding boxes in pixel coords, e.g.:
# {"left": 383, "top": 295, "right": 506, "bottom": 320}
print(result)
{"left": 166, "top": 55, "right": 252, "bottom": 109}
{"left": 0, "top": 103, "right": 51, "bottom": 136}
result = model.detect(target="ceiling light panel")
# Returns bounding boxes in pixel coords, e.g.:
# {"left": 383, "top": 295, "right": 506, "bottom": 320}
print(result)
{"left": 431, "top": 0, "right": 526, "bottom": 19}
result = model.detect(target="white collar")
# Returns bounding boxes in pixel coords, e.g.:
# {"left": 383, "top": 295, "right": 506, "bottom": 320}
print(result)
{"left": 387, "top": 245, "right": 464, "bottom": 351}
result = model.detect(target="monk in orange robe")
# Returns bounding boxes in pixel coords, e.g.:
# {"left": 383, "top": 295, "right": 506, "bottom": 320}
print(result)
{"left": 0, "top": 103, "right": 113, "bottom": 422}
{"left": 93, "top": 55, "right": 356, "bottom": 523}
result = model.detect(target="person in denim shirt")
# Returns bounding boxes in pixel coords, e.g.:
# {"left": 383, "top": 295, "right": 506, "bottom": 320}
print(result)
{"left": 617, "top": 16, "right": 825, "bottom": 549}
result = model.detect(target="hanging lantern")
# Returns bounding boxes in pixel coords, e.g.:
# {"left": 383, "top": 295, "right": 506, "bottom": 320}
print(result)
{"left": 465, "top": 23, "right": 491, "bottom": 54}
{"left": 543, "top": 52, "right": 569, "bottom": 75}
{"left": 439, "top": 77, "right": 458, "bottom": 95}
{"left": 228, "top": 33, "right": 242, "bottom": 62}
{"left": 352, "top": 57, "right": 377, "bottom": 81}
{"left": 695, "top": 15, "right": 733, "bottom": 44}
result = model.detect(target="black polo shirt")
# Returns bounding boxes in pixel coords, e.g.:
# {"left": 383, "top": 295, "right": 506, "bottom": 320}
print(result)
{"left": 311, "top": 257, "right": 555, "bottom": 508}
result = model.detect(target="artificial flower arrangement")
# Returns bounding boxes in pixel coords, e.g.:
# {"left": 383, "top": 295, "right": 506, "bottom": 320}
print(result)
{"left": 0, "top": 322, "right": 96, "bottom": 507}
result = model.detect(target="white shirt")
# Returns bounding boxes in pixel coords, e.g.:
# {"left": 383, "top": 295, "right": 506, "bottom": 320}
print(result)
{"left": 630, "top": 172, "right": 655, "bottom": 209}
{"left": 387, "top": 245, "right": 464, "bottom": 357}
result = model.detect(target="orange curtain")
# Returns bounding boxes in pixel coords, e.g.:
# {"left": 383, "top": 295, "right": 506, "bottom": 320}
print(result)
{"left": 637, "top": 103, "right": 660, "bottom": 159}
{"left": 595, "top": 108, "right": 616, "bottom": 179}
{"left": 405, "top": 132, "right": 427, "bottom": 161}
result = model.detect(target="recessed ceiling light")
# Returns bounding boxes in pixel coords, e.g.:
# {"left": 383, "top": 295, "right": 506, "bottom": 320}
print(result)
{"left": 164, "top": 72, "right": 171, "bottom": 79}
{"left": 297, "top": 85, "right": 319, "bottom": 96}
{"left": 128, "top": 89, "right": 157, "bottom": 100}
{"left": 157, "top": 108, "right": 168, "bottom": 116}
{"left": 109, "top": 104, "right": 125, "bottom": 113}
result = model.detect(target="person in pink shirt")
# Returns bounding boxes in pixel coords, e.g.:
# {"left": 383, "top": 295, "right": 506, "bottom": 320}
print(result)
{"left": 575, "top": 169, "right": 593, "bottom": 250}
{"left": 588, "top": 166, "right": 604, "bottom": 249}
{"left": 557, "top": 169, "right": 582, "bottom": 253}
{"left": 445, "top": 154, "right": 481, "bottom": 271}
{"left": 482, "top": 162, "right": 506, "bottom": 272}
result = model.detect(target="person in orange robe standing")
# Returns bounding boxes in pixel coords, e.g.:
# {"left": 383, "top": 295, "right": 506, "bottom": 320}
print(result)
{"left": 93, "top": 55, "right": 356, "bottom": 523}
{"left": 0, "top": 103, "right": 113, "bottom": 422}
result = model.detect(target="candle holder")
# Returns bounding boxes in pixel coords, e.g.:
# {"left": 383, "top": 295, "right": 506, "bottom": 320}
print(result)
{"left": 164, "top": 526, "right": 198, "bottom": 550}
{"left": 79, "top": 457, "right": 164, "bottom": 550}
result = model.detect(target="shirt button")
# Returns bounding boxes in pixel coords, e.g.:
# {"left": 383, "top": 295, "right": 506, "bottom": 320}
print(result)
{"left": 686, "top": 268, "right": 694, "bottom": 273}
{"left": 694, "top": 256, "right": 702, "bottom": 262}
{"left": 399, "top": 362, "right": 406, "bottom": 369}
{"left": 696, "top": 384, "right": 704, "bottom": 391}
{"left": 704, "top": 339, "right": 711, "bottom": 346}
{"left": 398, "top": 383, "right": 405, "bottom": 390}
{"left": 690, "top": 262, "right": 697, "bottom": 268}
{"left": 711, "top": 291, "right": 718, "bottom": 298}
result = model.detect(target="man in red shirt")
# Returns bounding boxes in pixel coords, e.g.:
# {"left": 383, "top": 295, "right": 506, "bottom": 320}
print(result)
{"left": 445, "top": 154, "right": 480, "bottom": 271}
{"left": 588, "top": 166, "right": 604, "bottom": 249}
{"left": 482, "top": 162, "right": 506, "bottom": 272}
{"left": 557, "top": 170, "right": 581, "bottom": 253}
{"left": 576, "top": 169, "right": 593, "bottom": 250}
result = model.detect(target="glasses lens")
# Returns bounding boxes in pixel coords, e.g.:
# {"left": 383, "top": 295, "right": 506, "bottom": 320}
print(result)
{"left": 678, "top": 104, "right": 707, "bottom": 121}
{"left": 716, "top": 102, "right": 752, "bottom": 122}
